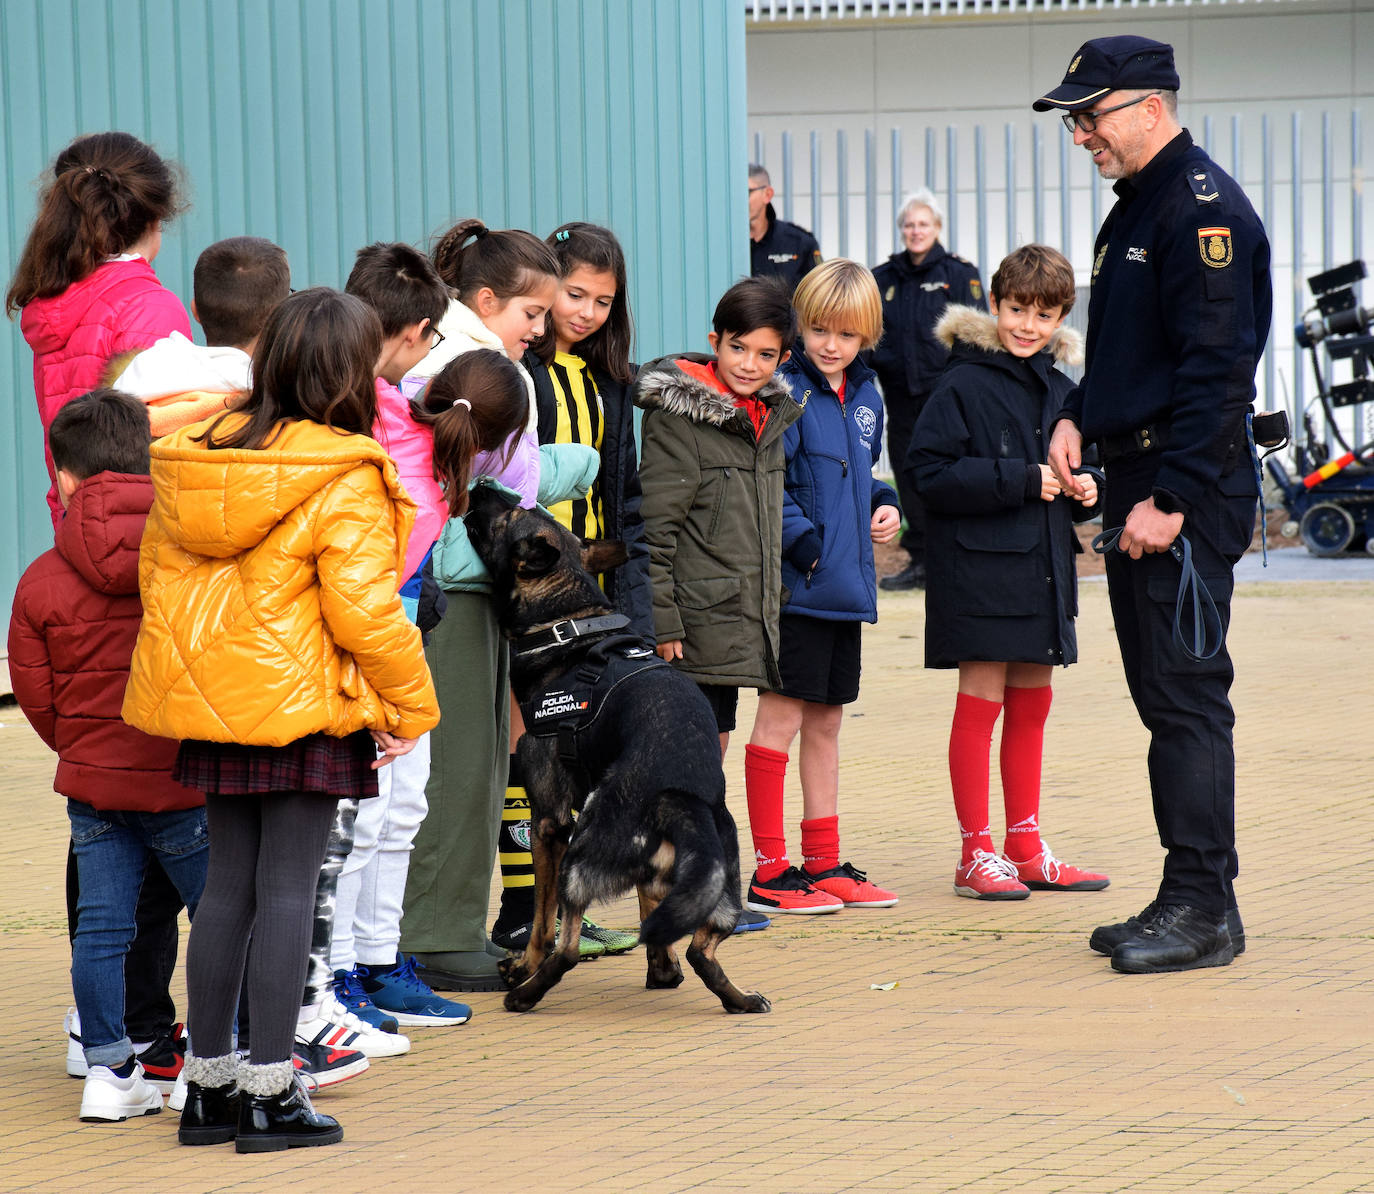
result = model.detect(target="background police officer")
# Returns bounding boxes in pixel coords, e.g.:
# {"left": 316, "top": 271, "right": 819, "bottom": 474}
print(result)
{"left": 749, "top": 163, "right": 821, "bottom": 296}
{"left": 872, "top": 189, "right": 985, "bottom": 590}
{"left": 1035, "top": 36, "right": 1272, "bottom": 975}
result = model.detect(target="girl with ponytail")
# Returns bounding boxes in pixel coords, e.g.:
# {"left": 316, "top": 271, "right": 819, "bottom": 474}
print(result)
{"left": 396, "top": 218, "right": 599, "bottom": 993}
{"left": 7, "top": 131, "right": 190, "bottom": 527}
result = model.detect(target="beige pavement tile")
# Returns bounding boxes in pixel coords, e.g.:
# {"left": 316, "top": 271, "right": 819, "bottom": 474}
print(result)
{"left": 3, "top": 582, "right": 1374, "bottom": 1192}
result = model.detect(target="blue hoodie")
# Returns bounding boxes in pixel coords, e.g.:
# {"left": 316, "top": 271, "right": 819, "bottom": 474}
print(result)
{"left": 777, "top": 351, "right": 899, "bottom": 622}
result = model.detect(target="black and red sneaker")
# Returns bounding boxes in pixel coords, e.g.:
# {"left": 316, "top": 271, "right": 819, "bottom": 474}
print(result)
{"left": 136, "top": 1022, "right": 187, "bottom": 1094}
{"left": 291, "top": 1040, "right": 369, "bottom": 1089}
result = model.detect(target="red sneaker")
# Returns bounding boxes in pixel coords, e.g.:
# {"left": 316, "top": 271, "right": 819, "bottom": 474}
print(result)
{"left": 745, "top": 867, "right": 843, "bottom": 915}
{"left": 804, "top": 862, "right": 898, "bottom": 908}
{"left": 1005, "top": 842, "right": 1110, "bottom": 891}
{"left": 953, "top": 850, "right": 1030, "bottom": 901}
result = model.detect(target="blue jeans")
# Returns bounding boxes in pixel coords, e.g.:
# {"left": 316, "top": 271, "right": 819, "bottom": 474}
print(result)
{"left": 67, "top": 801, "right": 209, "bottom": 1068}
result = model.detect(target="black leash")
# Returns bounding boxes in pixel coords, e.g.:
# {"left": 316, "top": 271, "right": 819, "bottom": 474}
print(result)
{"left": 1092, "top": 527, "right": 1224, "bottom": 662}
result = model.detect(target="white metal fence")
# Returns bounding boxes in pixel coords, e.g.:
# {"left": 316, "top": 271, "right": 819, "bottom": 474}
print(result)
{"left": 751, "top": 111, "right": 1371, "bottom": 460}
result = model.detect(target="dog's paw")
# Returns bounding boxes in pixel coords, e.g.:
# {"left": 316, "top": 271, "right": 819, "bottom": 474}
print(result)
{"left": 498, "top": 956, "right": 529, "bottom": 989}
{"left": 644, "top": 961, "right": 685, "bottom": 989}
{"left": 504, "top": 988, "right": 539, "bottom": 1013}
{"left": 727, "top": 991, "right": 771, "bottom": 1014}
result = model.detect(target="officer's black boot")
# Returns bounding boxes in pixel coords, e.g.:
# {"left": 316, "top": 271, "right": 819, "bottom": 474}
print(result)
{"left": 1091, "top": 902, "right": 1244, "bottom": 957}
{"left": 1109, "top": 904, "right": 1234, "bottom": 974}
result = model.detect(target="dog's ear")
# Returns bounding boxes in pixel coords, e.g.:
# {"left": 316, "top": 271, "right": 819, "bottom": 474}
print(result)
{"left": 512, "top": 531, "right": 562, "bottom": 580}
{"left": 582, "top": 538, "right": 629, "bottom": 574}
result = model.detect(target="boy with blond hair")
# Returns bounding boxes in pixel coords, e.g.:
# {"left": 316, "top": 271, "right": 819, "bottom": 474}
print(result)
{"left": 744, "top": 259, "right": 903, "bottom": 915}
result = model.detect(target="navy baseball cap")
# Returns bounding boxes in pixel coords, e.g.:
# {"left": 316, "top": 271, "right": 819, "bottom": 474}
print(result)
{"left": 1033, "top": 36, "right": 1180, "bottom": 111}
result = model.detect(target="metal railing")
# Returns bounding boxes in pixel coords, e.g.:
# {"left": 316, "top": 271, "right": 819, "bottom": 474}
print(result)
{"left": 752, "top": 111, "right": 1370, "bottom": 461}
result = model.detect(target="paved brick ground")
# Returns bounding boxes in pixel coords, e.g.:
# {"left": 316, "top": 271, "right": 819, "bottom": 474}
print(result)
{"left": 3, "top": 577, "right": 1373, "bottom": 1193}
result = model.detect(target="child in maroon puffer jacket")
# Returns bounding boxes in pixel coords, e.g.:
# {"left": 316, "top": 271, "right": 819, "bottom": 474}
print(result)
{"left": 8, "top": 389, "right": 206, "bottom": 1126}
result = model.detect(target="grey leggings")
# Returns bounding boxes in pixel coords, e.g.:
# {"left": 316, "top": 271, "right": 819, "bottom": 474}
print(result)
{"left": 186, "top": 792, "right": 337, "bottom": 1065}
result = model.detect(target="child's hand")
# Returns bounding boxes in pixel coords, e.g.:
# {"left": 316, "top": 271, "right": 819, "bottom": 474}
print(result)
{"left": 370, "top": 730, "right": 418, "bottom": 769}
{"left": 1073, "top": 473, "right": 1099, "bottom": 505}
{"left": 1038, "top": 464, "right": 1062, "bottom": 502}
{"left": 871, "top": 504, "right": 901, "bottom": 544}
{"left": 656, "top": 639, "right": 684, "bottom": 662}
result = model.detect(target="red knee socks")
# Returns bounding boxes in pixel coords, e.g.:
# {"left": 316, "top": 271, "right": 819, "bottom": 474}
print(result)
{"left": 1000, "top": 684, "right": 1053, "bottom": 863}
{"left": 801, "top": 815, "right": 839, "bottom": 876}
{"left": 949, "top": 693, "right": 1002, "bottom": 864}
{"left": 744, "top": 744, "right": 789, "bottom": 881}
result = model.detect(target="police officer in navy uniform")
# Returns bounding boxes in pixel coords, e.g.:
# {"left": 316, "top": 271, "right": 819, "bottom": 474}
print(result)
{"left": 749, "top": 163, "right": 821, "bottom": 296}
{"left": 1035, "top": 36, "right": 1271, "bottom": 974}
{"left": 873, "top": 189, "right": 985, "bottom": 590}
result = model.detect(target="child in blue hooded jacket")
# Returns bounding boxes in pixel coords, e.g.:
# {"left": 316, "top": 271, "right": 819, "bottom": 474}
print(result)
{"left": 743, "top": 260, "right": 903, "bottom": 916}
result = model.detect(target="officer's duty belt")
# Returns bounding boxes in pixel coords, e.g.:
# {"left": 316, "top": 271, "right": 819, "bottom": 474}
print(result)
{"left": 1098, "top": 425, "right": 1167, "bottom": 462}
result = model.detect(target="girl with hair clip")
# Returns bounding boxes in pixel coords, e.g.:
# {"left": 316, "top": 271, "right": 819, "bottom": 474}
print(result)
{"left": 398, "top": 219, "right": 599, "bottom": 993}
{"left": 123, "top": 288, "right": 439, "bottom": 1152}
{"left": 6, "top": 131, "right": 191, "bottom": 529}
{"left": 490, "top": 221, "right": 651, "bottom": 955}
{"left": 324, "top": 350, "right": 533, "bottom": 1028}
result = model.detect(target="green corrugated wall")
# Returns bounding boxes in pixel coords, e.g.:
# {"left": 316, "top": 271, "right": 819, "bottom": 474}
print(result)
{"left": 0, "top": 0, "right": 748, "bottom": 621}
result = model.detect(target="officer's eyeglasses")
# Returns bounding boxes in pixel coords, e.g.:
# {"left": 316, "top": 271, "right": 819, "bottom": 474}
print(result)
{"left": 748, "top": 184, "right": 769, "bottom": 194}
{"left": 1062, "top": 92, "right": 1159, "bottom": 134}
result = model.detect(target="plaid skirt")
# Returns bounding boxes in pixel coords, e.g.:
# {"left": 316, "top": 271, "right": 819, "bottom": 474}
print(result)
{"left": 174, "top": 731, "right": 380, "bottom": 799}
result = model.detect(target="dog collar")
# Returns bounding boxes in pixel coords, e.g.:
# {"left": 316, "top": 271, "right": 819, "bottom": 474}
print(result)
{"left": 511, "top": 613, "right": 631, "bottom": 657}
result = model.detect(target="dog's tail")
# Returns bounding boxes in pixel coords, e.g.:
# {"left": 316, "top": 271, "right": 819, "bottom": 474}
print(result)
{"left": 639, "top": 799, "right": 733, "bottom": 947}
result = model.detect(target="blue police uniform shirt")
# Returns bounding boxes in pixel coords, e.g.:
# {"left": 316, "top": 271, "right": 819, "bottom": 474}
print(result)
{"left": 1060, "top": 130, "right": 1272, "bottom": 514}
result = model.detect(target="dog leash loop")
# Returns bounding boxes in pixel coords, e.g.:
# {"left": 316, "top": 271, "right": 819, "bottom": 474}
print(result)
{"left": 1092, "top": 526, "right": 1224, "bottom": 662}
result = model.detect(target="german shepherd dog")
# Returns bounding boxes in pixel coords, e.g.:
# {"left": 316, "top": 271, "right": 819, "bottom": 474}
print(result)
{"left": 464, "top": 485, "right": 770, "bottom": 1015}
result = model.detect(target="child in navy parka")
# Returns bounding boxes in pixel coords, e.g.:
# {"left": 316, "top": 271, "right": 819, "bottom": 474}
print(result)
{"left": 909, "top": 244, "right": 1108, "bottom": 903}
{"left": 743, "top": 260, "right": 904, "bottom": 916}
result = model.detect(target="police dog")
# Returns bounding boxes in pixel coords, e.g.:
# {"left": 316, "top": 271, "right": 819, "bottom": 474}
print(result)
{"left": 464, "top": 485, "right": 770, "bottom": 1015}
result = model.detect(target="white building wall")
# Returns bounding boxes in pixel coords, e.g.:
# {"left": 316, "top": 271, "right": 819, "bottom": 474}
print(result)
{"left": 747, "top": 0, "right": 1374, "bottom": 432}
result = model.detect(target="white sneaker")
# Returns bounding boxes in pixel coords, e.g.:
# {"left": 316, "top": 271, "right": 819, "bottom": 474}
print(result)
{"left": 168, "top": 1070, "right": 187, "bottom": 1112}
{"left": 65, "top": 1008, "right": 87, "bottom": 1078}
{"left": 79, "top": 1063, "right": 163, "bottom": 1122}
{"left": 296, "top": 995, "right": 410, "bottom": 1059}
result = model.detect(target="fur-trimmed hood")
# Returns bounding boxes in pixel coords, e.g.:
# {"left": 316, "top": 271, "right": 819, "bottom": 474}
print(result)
{"left": 935, "top": 304, "right": 1083, "bottom": 369}
{"left": 633, "top": 353, "right": 796, "bottom": 426}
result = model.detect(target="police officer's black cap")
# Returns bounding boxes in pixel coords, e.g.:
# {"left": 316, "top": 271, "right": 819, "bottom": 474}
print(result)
{"left": 1033, "top": 36, "right": 1180, "bottom": 112}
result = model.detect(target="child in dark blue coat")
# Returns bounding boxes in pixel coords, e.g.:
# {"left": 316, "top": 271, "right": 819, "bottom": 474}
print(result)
{"left": 910, "top": 244, "right": 1108, "bottom": 901}
{"left": 744, "top": 260, "right": 903, "bottom": 916}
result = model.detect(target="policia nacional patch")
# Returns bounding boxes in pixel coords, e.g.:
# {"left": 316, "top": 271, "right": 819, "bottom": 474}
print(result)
{"left": 1198, "top": 227, "right": 1233, "bottom": 269}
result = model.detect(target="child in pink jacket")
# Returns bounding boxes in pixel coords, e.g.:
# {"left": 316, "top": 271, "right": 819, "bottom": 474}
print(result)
{"left": 5, "top": 132, "right": 190, "bottom": 528}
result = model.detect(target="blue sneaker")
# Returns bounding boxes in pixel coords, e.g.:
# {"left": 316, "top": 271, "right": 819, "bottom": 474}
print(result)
{"left": 359, "top": 955, "right": 472, "bottom": 1027}
{"left": 330, "top": 967, "right": 401, "bottom": 1034}
{"left": 733, "top": 908, "right": 771, "bottom": 934}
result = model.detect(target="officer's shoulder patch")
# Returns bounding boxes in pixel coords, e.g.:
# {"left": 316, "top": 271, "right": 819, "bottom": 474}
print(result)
{"left": 969, "top": 278, "right": 983, "bottom": 301}
{"left": 1188, "top": 167, "right": 1222, "bottom": 204}
{"left": 1198, "top": 227, "right": 1233, "bottom": 269}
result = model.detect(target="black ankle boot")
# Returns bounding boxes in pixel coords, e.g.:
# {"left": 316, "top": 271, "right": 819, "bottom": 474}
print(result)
{"left": 1110, "top": 904, "right": 1234, "bottom": 974}
{"left": 1092, "top": 902, "right": 1245, "bottom": 957}
{"left": 236, "top": 1078, "right": 342, "bottom": 1153}
{"left": 178, "top": 1080, "right": 239, "bottom": 1145}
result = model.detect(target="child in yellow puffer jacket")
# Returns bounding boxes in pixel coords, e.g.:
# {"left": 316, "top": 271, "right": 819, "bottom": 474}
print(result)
{"left": 123, "top": 287, "right": 438, "bottom": 1153}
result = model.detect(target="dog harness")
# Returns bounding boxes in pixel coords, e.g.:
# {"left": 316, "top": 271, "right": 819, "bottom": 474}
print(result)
{"left": 517, "top": 629, "right": 671, "bottom": 783}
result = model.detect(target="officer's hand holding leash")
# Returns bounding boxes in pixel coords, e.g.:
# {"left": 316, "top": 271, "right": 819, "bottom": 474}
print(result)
{"left": 1117, "top": 497, "right": 1185, "bottom": 560}
{"left": 1047, "top": 418, "right": 1086, "bottom": 499}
